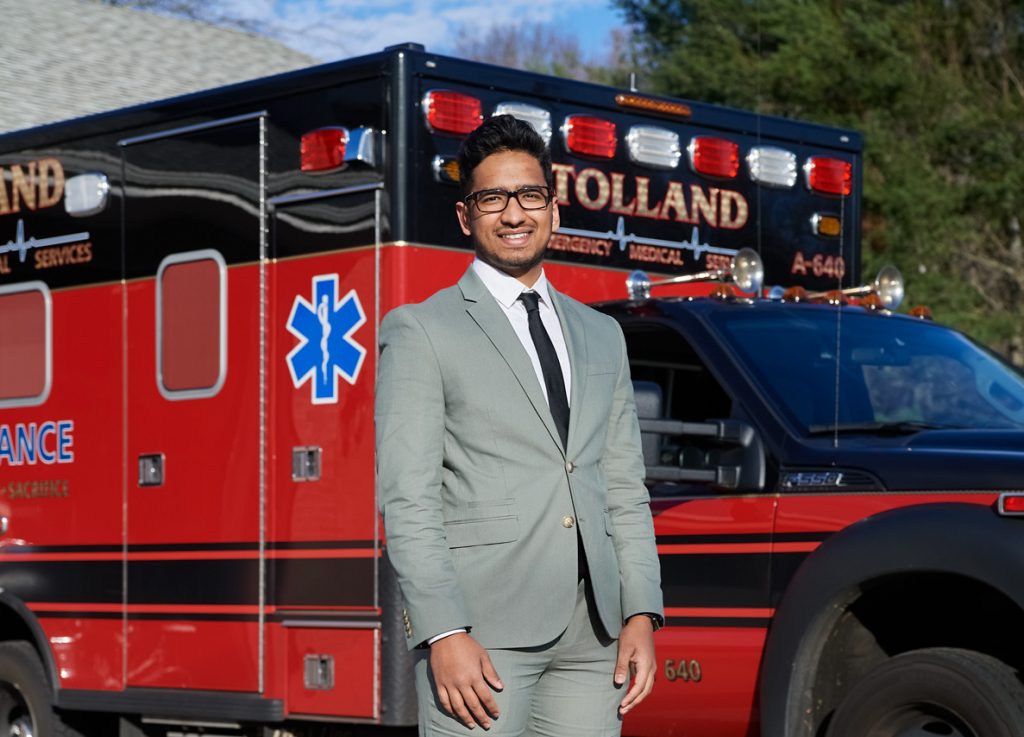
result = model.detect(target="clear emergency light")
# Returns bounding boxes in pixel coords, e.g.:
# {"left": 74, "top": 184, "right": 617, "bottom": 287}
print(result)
{"left": 64, "top": 172, "right": 110, "bottom": 217}
{"left": 301, "top": 127, "right": 348, "bottom": 172}
{"left": 494, "top": 102, "right": 552, "bottom": 144}
{"left": 626, "top": 125, "right": 681, "bottom": 169}
{"left": 562, "top": 116, "right": 617, "bottom": 159}
{"left": 688, "top": 137, "right": 739, "bottom": 178}
{"left": 747, "top": 146, "right": 797, "bottom": 188}
{"left": 423, "top": 90, "right": 482, "bottom": 136}
{"left": 805, "top": 156, "right": 852, "bottom": 196}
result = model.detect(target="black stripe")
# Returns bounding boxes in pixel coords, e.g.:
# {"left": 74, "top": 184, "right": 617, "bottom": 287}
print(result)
{"left": 268, "top": 540, "right": 376, "bottom": 550}
{"left": 665, "top": 616, "right": 772, "bottom": 628}
{"left": 35, "top": 611, "right": 120, "bottom": 620}
{"left": 656, "top": 531, "right": 832, "bottom": 545}
{"left": 0, "top": 557, "right": 376, "bottom": 606}
{"left": 770, "top": 551, "right": 811, "bottom": 607}
{"left": 660, "top": 553, "right": 770, "bottom": 609}
{"left": 271, "top": 558, "right": 375, "bottom": 607}
{"left": 0, "top": 544, "right": 123, "bottom": 554}
{"left": 0, "top": 561, "right": 120, "bottom": 603}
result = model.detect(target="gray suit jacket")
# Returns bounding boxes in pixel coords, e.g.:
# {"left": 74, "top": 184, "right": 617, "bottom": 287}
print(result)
{"left": 375, "top": 266, "right": 663, "bottom": 649}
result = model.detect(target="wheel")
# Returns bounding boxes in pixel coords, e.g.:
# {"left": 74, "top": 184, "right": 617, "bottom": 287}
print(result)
{"left": 0, "top": 641, "right": 68, "bottom": 737}
{"left": 826, "top": 647, "right": 1024, "bottom": 737}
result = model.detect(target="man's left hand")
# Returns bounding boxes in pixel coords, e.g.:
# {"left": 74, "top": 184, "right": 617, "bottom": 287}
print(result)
{"left": 614, "top": 614, "right": 657, "bottom": 715}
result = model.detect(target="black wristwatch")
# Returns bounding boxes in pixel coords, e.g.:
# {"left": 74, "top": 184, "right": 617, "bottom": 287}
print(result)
{"left": 631, "top": 613, "right": 663, "bottom": 632}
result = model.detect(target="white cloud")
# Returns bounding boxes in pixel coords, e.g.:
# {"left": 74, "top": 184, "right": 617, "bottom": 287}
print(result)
{"left": 247, "top": 0, "right": 612, "bottom": 60}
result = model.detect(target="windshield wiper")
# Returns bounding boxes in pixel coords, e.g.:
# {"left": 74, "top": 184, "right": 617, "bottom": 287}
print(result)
{"left": 806, "top": 421, "right": 960, "bottom": 436}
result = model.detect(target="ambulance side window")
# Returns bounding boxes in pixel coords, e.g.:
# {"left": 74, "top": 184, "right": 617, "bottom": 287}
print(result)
{"left": 156, "top": 250, "right": 226, "bottom": 400}
{"left": 625, "top": 324, "right": 732, "bottom": 423}
{"left": 625, "top": 322, "right": 734, "bottom": 496}
{"left": 0, "top": 282, "right": 51, "bottom": 408}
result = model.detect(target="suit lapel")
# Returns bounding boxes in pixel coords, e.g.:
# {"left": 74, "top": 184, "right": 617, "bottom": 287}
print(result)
{"left": 459, "top": 268, "right": 564, "bottom": 455}
{"left": 549, "top": 285, "right": 587, "bottom": 458}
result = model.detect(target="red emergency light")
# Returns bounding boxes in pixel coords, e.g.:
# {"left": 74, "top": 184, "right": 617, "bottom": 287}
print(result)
{"left": 300, "top": 127, "right": 348, "bottom": 172}
{"left": 688, "top": 136, "right": 739, "bottom": 178}
{"left": 423, "top": 90, "right": 482, "bottom": 136}
{"left": 806, "top": 157, "right": 852, "bottom": 196}
{"left": 999, "top": 493, "right": 1024, "bottom": 515}
{"left": 563, "top": 115, "right": 617, "bottom": 159}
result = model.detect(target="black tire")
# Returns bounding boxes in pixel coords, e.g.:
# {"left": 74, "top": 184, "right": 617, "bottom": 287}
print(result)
{"left": 826, "top": 647, "right": 1024, "bottom": 737}
{"left": 0, "top": 640, "right": 68, "bottom": 737}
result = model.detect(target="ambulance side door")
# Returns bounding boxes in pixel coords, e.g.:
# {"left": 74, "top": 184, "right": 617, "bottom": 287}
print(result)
{"left": 121, "top": 114, "right": 264, "bottom": 691}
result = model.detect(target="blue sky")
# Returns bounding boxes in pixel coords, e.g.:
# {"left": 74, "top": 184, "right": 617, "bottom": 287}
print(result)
{"left": 219, "top": 0, "right": 627, "bottom": 61}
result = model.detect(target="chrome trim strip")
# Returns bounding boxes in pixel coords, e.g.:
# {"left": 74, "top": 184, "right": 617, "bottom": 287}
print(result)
{"left": 118, "top": 111, "right": 268, "bottom": 146}
{"left": 258, "top": 113, "right": 268, "bottom": 695}
{"left": 268, "top": 182, "right": 384, "bottom": 207}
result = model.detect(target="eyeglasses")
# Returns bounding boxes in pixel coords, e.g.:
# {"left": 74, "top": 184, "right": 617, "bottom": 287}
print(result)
{"left": 464, "top": 186, "right": 553, "bottom": 213}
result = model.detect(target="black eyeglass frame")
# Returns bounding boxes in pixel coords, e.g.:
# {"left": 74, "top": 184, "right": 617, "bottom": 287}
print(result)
{"left": 463, "top": 186, "right": 554, "bottom": 213}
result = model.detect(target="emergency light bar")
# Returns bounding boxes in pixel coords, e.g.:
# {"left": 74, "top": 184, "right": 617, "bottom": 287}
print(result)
{"left": 423, "top": 90, "right": 482, "bottom": 136}
{"left": 626, "top": 125, "right": 681, "bottom": 170}
{"left": 688, "top": 136, "right": 739, "bottom": 178}
{"left": 747, "top": 146, "right": 797, "bottom": 188}
{"left": 494, "top": 102, "right": 552, "bottom": 144}
{"left": 563, "top": 115, "right": 617, "bottom": 159}
{"left": 805, "top": 156, "right": 852, "bottom": 196}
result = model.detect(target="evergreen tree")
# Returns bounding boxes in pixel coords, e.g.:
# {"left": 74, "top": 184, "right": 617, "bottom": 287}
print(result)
{"left": 618, "top": 0, "right": 1024, "bottom": 362}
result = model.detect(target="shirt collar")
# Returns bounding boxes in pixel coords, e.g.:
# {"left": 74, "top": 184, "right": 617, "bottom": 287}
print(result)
{"left": 471, "top": 258, "right": 552, "bottom": 310}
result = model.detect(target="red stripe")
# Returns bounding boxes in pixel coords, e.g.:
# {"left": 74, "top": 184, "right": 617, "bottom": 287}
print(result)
{"left": 664, "top": 607, "right": 775, "bottom": 618}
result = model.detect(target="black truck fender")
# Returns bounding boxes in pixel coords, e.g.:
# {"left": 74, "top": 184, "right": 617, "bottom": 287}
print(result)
{"left": 759, "top": 501, "right": 1024, "bottom": 737}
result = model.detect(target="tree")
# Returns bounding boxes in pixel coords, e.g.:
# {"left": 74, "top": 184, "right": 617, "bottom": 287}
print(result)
{"left": 618, "top": 0, "right": 1024, "bottom": 363}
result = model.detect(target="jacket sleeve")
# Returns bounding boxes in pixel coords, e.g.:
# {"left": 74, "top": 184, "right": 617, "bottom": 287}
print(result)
{"left": 601, "top": 322, "right": 664, "bottom": 624}
{"left": 375, "top": 307, "right": 470, "bottom": 647}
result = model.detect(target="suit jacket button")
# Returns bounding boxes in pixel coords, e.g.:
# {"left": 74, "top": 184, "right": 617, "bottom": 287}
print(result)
{"left": 565, "top": 461, "right": 575, "bottom": 473}
{"left": 562, "top": 515, "right": 575, "bottom": 529}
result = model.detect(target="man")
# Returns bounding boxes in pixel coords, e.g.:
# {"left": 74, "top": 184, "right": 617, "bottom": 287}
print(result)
{"left": 376, "top": 114, "right": 663, "bottom": 736}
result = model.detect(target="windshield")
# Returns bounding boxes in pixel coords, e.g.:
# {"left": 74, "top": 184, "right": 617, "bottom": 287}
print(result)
{"left": 709, "top": 306, "right": 1024, "bottom": 434}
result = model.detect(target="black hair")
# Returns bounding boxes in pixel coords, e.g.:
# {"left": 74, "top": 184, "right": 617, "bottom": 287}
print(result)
{"left": 456, "top": 114, "right": 552, "bottom": 196}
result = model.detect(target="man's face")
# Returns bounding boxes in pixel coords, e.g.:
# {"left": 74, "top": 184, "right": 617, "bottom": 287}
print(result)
{"left": 456, "top": 150, "right": 560, "bottom": 283}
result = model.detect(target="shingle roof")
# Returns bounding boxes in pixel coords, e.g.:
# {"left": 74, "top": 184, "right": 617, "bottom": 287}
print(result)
{"left": 0, "top": 0, "right": 318, "bottom": 133}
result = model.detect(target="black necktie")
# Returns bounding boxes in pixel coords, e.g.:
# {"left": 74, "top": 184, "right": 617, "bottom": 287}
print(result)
{"left": 518, "top": 291, "right": 570, "bottom": 450}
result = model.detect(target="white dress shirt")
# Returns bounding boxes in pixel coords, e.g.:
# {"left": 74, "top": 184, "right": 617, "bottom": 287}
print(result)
{"left": 470, "top": 258, "right": 572, "bottom": 406}
{"left": 428, "top": 259, "right": 573, "bottom": 646}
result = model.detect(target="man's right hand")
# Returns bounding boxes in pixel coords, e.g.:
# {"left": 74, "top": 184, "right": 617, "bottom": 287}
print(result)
{"left": 429, "top": 632, "right": 503, "bottom": 730}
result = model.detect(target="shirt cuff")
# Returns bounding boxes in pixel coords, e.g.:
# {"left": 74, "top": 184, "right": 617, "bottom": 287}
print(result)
{"left": 427, "top": 628, "right": 468, "bottom": 645}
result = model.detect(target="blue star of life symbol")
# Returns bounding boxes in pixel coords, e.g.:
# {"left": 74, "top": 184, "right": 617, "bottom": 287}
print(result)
{"left": 286, "top": 274, "right": 367, "bottom": 404}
